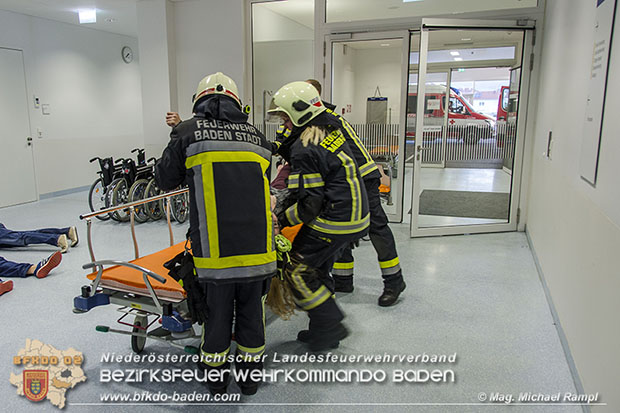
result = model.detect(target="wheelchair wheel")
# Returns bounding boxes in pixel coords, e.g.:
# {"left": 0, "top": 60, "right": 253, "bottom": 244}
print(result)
{"left": 145, "top": 179, "right": 164, "bottom": 221}
{"left": 88, "top": 178, "right": 110, "bottom": 221}
{"left": 111, "top": 178, "right": 131, "bottom": 222}
{"left": 128, "top": 179, "right": 150, "bottom": 223}
{"left": 131, "top": 316, "right": 147, "bottom": 354}
{"left": 105, "top": 179, "right": 120, "bottom": 221}
{"left": 170, "top": 192, "right": 189, "bottom": 224}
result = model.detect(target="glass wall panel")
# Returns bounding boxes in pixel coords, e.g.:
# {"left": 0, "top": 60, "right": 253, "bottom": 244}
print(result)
{"left": 251, "top": 0, "right": 314, "bottom": 136}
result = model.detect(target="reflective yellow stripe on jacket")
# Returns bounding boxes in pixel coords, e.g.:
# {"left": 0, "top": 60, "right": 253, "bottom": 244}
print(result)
{"left": 326, "top": 108, "right": 378, "bottom": 177}
{"left": 185, "top": 151, "right": 275, "bottom": 271}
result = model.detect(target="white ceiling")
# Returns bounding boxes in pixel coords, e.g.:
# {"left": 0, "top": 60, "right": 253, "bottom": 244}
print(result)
{"left": 0, "top": 0, "right": 140, "bottom": 37}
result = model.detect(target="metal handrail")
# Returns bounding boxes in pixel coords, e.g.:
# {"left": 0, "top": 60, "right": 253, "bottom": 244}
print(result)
{"left": 81, "top": 187, "right": 189, "bottom": 263}
{"left": 79, "top": 187, "right": 189, "bottom": 220}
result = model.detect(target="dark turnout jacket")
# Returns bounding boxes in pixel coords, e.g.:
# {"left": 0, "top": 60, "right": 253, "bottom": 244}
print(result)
{"left": 276, "top": 111, "right": 369, "bottom": 238}
{"left": 275, "top": 101, "right": 380, "bottom": 182}
{"left": 155, "top": 96, "right": 276, "bottom": 283}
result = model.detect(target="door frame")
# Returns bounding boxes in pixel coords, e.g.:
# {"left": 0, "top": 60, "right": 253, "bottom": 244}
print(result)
{"left": 410, "top": 18, "right": 535, "bottom": 237}
{"left": 325, "top": 30, "right": 410, "bottom": 223}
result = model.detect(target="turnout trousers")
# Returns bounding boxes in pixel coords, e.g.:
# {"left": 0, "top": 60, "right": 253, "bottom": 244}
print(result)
{"left": 199, "top": 278, "right": 270, "bottom": 390}
{"left": 333, "top": 177, "right": 402, "bottom": 288}
{"left": 284, "top": 226, "right": 359, "bottom": 333}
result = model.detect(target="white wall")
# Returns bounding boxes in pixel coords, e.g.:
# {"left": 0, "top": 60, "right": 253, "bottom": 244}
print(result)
{"left": 251, "top": 5, "right": 314, "bottom": 124}
{"left": 526, "top": 0, "right": 620, "bottom": 410}
{"left": 332, "top": 44, "right": 402, "bottom": 124}
{"left": 353, "top": 47, "right": 402, "bottom": 125}
{"left": 253, "top": 5, "right": 313, "bottom": 43}
{"left": 0, "top": 9, "right": 143, "bottom": 195}
{"left": 253, "top": 40, "right": 314, "bottom": 124}
{"left": 332, "top": 43, "right": 357, "bottom": 118}
{"left": 173, "top": 0, "right": 245, "bottom": 122}
{"left": 136, "top": 0, "right": 176, "bottom": 157}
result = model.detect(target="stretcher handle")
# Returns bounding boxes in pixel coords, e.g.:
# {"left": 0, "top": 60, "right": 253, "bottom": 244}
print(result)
{"left": 80, "top": 187, "right": 189, "bottom": 220}
{"left": 82, "top": 261, "right": 167, "bottom": 284}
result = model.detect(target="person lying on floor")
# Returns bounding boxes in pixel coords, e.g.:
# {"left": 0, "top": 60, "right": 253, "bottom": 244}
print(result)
{"left": 0, "top": 251, "right": 63, "bottom": 296}
{"left": 0, "top": 223, "right": 78, "bottom": 253}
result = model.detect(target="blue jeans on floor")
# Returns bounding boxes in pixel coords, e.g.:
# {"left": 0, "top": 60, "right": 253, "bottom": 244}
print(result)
{"left": 0, "top": 256, "right": 31, "bottom": 278}
{"left": 0, "top": 223, "right": 68, "bottom": 248}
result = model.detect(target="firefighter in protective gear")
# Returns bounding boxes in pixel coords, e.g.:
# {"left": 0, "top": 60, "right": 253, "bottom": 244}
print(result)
{"left": 155, "top": 72, "right": 275, "bottom": 396}
{"left": 304, "top": 79, "right": 405, "bottom": 307}
{"left": 269, "top": 81, "right": 369, "bottom": 351}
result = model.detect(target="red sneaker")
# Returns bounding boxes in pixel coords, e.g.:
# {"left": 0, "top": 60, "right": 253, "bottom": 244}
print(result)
{"left": 34, "top": 251, "right": 62, "bottom": 279}
{"left": 0, "top": 280, "right": 13, "bottom": 296}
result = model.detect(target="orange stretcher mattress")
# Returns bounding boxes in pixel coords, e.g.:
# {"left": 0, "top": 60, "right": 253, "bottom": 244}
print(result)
{"left": 87, "top": 242, "right": 187, "bottom": 303}
{"left": 280, "top": 224, "right": 302, "bottom": 241}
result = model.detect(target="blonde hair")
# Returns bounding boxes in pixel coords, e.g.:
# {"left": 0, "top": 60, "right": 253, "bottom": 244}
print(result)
{"left": 300, "top": 126, "right": 325, "bottom": 147}
{"left": 266, "top": 276, "right": 296, "bottom": 320}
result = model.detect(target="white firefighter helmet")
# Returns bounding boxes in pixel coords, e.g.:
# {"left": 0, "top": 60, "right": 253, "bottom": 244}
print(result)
{"left": 268, "top": 81, "right": 325, "bottom": 127}
{"left": 193, "top": 72, "right": 242, "bottom": 109}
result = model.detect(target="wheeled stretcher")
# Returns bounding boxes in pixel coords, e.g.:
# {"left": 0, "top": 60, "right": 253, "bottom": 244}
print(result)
{"left": 73, "top": 189, "right": 201, "bottom": 354}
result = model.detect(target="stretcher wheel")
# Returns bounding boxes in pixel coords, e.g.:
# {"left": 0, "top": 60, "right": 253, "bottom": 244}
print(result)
{"left": 131, "top": 316, "right": 147, "bottom": 354}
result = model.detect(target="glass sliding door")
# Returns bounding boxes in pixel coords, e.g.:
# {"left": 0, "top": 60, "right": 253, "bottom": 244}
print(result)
{"left": 409, "top": 22, "right": 533, "bottom": 236}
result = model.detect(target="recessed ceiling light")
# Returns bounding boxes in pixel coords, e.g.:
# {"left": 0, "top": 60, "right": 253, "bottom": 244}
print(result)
{"left": 78, "top": 9, "right": 96, "bottom": 24}
{"left": 450, "top": 51, "right": 460, "bottom": 56}
{"left": 454, "top": 57, "right": 463, "bottom": 61}
{"left": 381, "top": 43, "right": 390, "bottom": 47}
{"left": 461, "top": 38, "right": 472, "bottom": 41}
{"left": 403, "top": 0, "right": 424, "bottom": 2}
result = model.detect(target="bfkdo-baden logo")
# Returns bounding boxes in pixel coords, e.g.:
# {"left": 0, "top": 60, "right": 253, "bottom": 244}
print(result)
{"left": 10, "top": 339, "right": 86, "bottom": 409}
{"left": 23, "top": 370, "right": 49, "bottom": 402}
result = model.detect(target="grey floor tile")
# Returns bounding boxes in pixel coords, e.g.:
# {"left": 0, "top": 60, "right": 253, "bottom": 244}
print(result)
{"left": 0, "top": 191, "right": 580, "bottom": 412}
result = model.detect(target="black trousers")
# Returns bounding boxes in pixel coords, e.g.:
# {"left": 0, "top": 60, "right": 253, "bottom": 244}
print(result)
{"left": 333, "top": 177, "right": 402, "bottom": 287}
{"left": 285, "top": 226, "right": 360, "bottom": 332}
{"left": 200, "top": 278, "right": 270, "bottom": 389}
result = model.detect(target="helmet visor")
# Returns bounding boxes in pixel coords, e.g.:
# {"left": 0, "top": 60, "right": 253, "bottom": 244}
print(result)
{"left": 266, "top": 97, "right": 289, "bottom": 123}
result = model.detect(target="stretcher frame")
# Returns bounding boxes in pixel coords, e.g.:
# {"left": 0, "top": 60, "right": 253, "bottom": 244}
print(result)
{"left": 73, "top": 188, "right": 201, "bottom": 354}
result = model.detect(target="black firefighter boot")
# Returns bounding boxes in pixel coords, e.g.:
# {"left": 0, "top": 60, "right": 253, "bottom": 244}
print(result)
{"left": 197, "top": 361, "right": 230, "bottom": 395}
{"left": 333, "top": 274, "right": 354, "bottom": 293}
{"left": 304, "top": 298, "right": 349, "bottom": 351}
{"left": 378, "top": 276, "right": 406, "bottom": 307}
{"left": 297, "top": 319, "right": 340, "bottom": 349}
{"left": 235, "top": 359, "right": 263, "bottom": 396}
